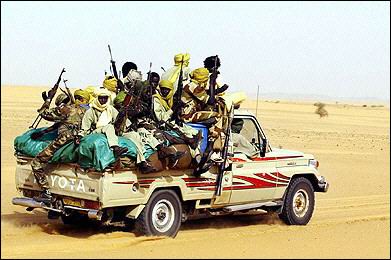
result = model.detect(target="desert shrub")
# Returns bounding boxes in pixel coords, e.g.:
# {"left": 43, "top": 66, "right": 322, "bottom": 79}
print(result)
{"left": 314, "top": 102, "right": 328, "bottom": 118}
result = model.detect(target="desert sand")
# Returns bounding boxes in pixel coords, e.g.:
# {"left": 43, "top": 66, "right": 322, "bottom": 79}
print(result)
{"left": 1, "top": 86, "right": 390, "bottom": 259}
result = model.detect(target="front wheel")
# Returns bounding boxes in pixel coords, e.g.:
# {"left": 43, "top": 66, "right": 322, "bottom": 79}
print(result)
{"left": 135, "top": 190, "right": 182, "bottom": 237}
{"left": 279, "top": 177, "right": 315, "bottom": 225}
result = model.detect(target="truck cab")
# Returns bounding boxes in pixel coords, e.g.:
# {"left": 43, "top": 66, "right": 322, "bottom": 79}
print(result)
{"left": 12, "top": 109, "right": 329, "bottom": 237}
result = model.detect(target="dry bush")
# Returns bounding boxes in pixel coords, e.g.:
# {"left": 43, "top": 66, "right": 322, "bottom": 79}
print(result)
{"left": 314, "top": 102, "right": 328, "bottom": 118}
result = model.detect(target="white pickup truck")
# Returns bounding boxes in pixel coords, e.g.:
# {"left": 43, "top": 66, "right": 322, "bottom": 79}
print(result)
{"left": 12, "top": 110, "right": 329, "bottom": 237}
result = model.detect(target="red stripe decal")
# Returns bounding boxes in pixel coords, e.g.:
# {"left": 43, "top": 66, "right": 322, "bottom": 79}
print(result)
{"left": 234, "top": 175, "right": 276, "bottom": 189}
{"left": 252, "top": 155, "right": 303, "bottom": 161}
{"left": 112, "top": 181, "right": 135, "bottom": 184}
{"left": 230, "top": 157, "right": 247, "bottom": 162}
{"left": 187, "top": 182, "right": 216, "bottom": 187}
{"left": 269, "top": 171, "right": 291, "bottom": 181}
{"left": 138, "top": 179, "right": 155, "bottom": 184}
{"left": 182, "top": 177, "right": 213, "bottom": 182}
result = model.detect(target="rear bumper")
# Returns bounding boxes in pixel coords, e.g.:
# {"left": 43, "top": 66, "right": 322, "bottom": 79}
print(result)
{"left": 317, "top": 176, "right": 329, "bottom": 192}
{"left": 12, "top": 197, "right": 103, "bottom": 220}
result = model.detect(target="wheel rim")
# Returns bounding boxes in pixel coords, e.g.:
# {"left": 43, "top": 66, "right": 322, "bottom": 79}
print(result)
{"left": 292, "top": 188, "right": 310, "bottom": 218}
{"left": 152, "top": 199, "right": 175, "bottom": 233}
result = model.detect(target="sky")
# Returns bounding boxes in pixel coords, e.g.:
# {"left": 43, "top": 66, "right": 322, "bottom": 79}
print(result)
{"left": 1, "top": 1, "right": 390, "bottom": 101}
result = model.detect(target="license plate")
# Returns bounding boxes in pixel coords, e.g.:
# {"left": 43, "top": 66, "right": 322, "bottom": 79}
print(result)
{"left": 63, "top": 198, "right": 82, "bottom": 207}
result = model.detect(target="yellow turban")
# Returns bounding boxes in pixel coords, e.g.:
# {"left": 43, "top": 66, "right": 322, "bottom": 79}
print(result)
{"left": 74, "top": 89, "right": 90, "bottom": 105}
{"left": 190, "top": 68, "right": 209, "bottom": 84}
{"left": 85, "top": 85, "right": 97, "bottom": 103}
{"left": 159, "top": 79, "right": 174, "bottom": 90}
{"left": 174, "top": 53, "right": 190, "bottom": 67}
{"left": 102, "top": 76, "right": 117, "bottom": 93}
{"left": 154, "top": 80, "right": 174, "bottom": 110}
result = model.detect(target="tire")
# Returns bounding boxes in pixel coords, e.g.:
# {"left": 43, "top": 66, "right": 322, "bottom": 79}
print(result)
{"left": 279, "top": 177, "right": 315, "bottom": 225}
{"left": 135, "top": 190, "right": 182, "bottom": 237}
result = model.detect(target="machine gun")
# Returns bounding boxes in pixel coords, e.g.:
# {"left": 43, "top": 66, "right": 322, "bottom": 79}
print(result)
{"left": 172, "top": 55, "right": 185, "bottom": 126}
{"left": 214, "top": 105, "right": 234, "bottom": 196}
{"left": 30, "top": 68, "right": 66, "bottom": 129}
{"left": 108, "top": 44, "right": 124, "bottom": 92}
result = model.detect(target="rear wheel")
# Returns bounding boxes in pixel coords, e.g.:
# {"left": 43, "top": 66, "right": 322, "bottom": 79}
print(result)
{"left": 135, "top": 190, "right": 182, "bottom": 237}
{"left": 279, "top": 177, "right": 315, "bottom": 225}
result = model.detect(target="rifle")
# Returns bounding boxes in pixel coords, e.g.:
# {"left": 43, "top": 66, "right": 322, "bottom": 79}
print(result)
{"left": 172, "top": 55, "right": 185, "bottom": 125}
{"left": 114, "top": 80, "right": 144, "bottom": 135}
{"left": 108, "top": 44, "right": 124, "bottom": 92}
{"left": 63, "top": 79, "right": 75, "bottom": 104}
{"left": 30, "top": 68, "right": 66, "bottom": 129}
{"left": 215, "top": 105, "right": 234, "bottom": 196}
{"left": 208, "top": 55, "right": 218, "bottom": 109}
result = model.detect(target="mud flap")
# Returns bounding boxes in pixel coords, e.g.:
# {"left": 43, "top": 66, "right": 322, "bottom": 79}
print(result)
{"left": 126, "top": 204, "right": 146, "bottom": 219}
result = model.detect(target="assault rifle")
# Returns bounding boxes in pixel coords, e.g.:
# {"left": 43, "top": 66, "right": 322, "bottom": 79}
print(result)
{"left": 208, "top": 55, "right": 219, "bottom": 109}
{"left": 30, "top": 68, "right": 66, "bottom": 129}
{"left": 215, "top": 105, "right": 234, "bottom": 196}
{"left": 114, "top": 80, "right": 144, "bottom": 135}
{"left": 63, "top": 79, "right": 75, "bottom": 104}
{"left": 172, "top": 55, "right": 185, "bottom": 126}
{"left": 108, "top": 44, "right": 124, "bottom": 92}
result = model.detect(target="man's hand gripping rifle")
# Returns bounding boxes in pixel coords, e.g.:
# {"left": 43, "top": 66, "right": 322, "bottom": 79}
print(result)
{"left": 30, "top": 68, "right": 66, "bottom": 129}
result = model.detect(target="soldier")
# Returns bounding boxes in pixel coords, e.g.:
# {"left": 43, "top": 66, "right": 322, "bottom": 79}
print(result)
{"left": 122, "top": 61, "right": 138, "bottom": 78}
{"left": 102, "top": 75, "right": 118, "bottom": 104}
{"left": 180, "top": 67, "right": 230, "bottom": 173}
{"left": 161, "top": 53, "right": 191, "bottom": 92}
{"left": 31, "top": 93, "right": 87, "bottom": 205}
{"left": 79, "top": 88, "right": 128, "bottom": 157}
{"left": 73, "top": 89, "right": 91, "bottom": 109}
{"left": 153, "top": 79, "right": 202, "bottom": 150}
{"left": 203, "top": 55, "right": 229, "bottom": 96}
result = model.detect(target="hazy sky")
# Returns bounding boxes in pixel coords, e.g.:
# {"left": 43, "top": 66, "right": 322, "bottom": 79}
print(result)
{"left": 1, "top": 1, "right": 390, "bottom": 101}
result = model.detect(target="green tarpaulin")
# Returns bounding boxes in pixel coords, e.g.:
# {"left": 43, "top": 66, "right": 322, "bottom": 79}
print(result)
{"left": 14, "top": 127, "right": 155, "bottom": 171}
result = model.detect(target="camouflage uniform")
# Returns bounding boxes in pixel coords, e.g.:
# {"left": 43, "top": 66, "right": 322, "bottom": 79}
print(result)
{"left": 180, "top": 80, "right": 228, "bottom": 151}
{"left": 31, "top": 100, "right": 86, "bottom": 190}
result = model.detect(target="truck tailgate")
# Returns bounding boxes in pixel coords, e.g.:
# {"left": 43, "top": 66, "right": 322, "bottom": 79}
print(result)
{"left": 15, "top": 157, "right": 102, "bottom": 201}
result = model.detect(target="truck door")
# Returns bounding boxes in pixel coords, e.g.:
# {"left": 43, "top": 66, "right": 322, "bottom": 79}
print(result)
{"left": 228, "top": 116, "right": 277, "bottom": 204}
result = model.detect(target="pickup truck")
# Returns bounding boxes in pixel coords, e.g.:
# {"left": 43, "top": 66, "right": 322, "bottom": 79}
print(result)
{"left": 12, "top": 109, "right": 329, "bottom": 237}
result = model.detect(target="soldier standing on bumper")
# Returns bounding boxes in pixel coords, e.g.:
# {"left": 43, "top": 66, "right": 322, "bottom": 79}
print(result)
{"left": 31, "top": 93, "right": 87, "bottom": 205}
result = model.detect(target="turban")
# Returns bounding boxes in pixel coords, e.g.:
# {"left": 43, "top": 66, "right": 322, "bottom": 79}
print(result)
{"left": 174, "top": 53, "right": 190, "bottom": 67}
{"left": 92, "top": 88, "right": 111, "bottom": 112}
{"left": 190, "top": 68, "right": 209, "bottom": 84}
{"left": 102, "top": 76, "right": 118, "bottom": 93}
{"left": 154, "top": 80, "right": 174, "bottom": 110}
{"left": 85, "top": 86, "right": 97, "bottom": 103}
{"left": 74, "top": 89, "right": 90, "bottom": 105}
{"left": 123, "top": 69, "right": 142, "bottom": 85}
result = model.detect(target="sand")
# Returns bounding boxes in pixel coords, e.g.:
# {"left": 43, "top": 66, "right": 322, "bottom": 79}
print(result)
{"left": 1, "top": 86, "right": 390, "bottom": 258}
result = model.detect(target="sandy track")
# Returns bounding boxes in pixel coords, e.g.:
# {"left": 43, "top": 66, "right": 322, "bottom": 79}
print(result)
{"left": 1, "top": 86, "right": 389, "bottom": 258}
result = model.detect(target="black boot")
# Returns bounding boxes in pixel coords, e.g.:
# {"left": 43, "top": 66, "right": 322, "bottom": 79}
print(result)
{"left": 111, "top": 145, "right": 128, "bottom": 157}
{"left": 138, "top": 161, "right": 158, "bottom": 174}
{"left": 34, "top": 189, "right": 53, "bottom": 207}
